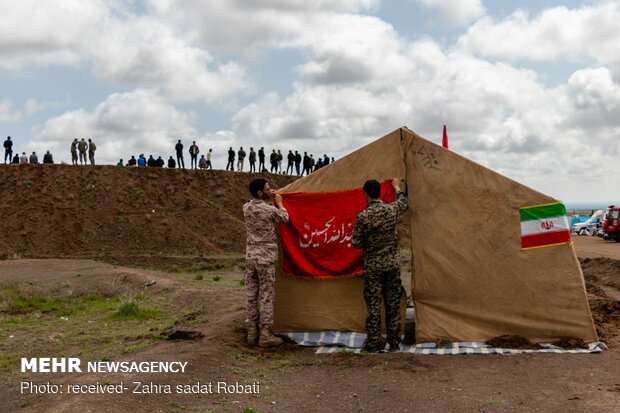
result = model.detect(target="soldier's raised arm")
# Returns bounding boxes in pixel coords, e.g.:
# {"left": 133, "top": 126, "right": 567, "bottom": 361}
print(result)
{"left": 391, "top": 178, "right": 408, "bottom": 215}
{"left": 272, "top": 192, "right": 289, "bottom": 224}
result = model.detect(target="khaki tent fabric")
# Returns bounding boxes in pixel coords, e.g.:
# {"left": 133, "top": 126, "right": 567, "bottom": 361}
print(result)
{"left": 273, "top": 127, "right": 598, "bottom": 343}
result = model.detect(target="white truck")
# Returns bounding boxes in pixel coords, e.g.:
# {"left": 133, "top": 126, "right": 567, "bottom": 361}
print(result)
{"left": 572, "top": 209, "right": 604, "bottom": 236}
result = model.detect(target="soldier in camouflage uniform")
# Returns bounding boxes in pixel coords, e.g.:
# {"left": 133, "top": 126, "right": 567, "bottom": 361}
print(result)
{"left": 352, "top": 178, "right": 408, "bottom": 352}
{"left": 243, "top": 178, "right": 290, "bottom": 347}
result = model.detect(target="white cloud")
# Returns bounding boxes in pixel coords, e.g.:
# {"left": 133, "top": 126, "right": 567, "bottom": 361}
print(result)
{"left": 29, "top": 89, "right": 196, "bottom": 164}
{"left": 0, "top": 0, "right": 107, "bottom": 70}
{"left": 415, "top": 0, "right": 485, "bottom": 28}
{"left": 145, "top": 0, "right": 380, "bottom": 52}
{"left": 22, "top": 97, "right": 71, "bottom": 117}
{"left": 562, "top": 67, "right": 620, "bottom": 129}
{"left": 0, "top": 1, "right": 251, "bottom": 102}
{"left": 457, "top": 2, "right": 620, "bottom": 64}
{"left": 0, "top": 98, "right": 21, "bottom": 122}
{"left": 89, "top": 17, "right": 250, "bottom": 103}
{"left": 295, "top": 14, "right": 410, "bottom": 85}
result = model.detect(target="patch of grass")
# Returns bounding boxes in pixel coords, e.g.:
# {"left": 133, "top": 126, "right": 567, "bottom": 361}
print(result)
{"left": 487, "top": 399, "right": 505, "bottom": 406}
{"left": 211, "top": 275, "right": 221, "bottom": 282}
{"left": 0, "top": 287, "right": 69, "bottom": 315}
{"left": 109, "top": 300, "right": 162, "bottom": 320}
{"left": 270, "top": 359, "right": 294, "bottom": 369}
{"left": 114, "top": 216, "right": 125, "bottom": 224}
{"left": 23, "top": 180, "right": 34, "bottom": 188}
{"left": 227, "top": 351, "right": 244, "bottom": 361}
{"left": 239, "top": 278, "right": 245, "bottom": 287}
{"left": 193, "top": 274, "right": 203, "bottom": 281}
{"left": 242, "top": 408, "right": 261, "bottom": 413}
{"left": 0, "top": 352, "right": 20, "bottom": 370}
{"left": 132, "top": 187, "right": 145, "bottom": 197}
{"left": 226, "top": 351, "right": 264, "bottom": 363}
{"left": 3, "top": 316, "right": 36, "bottom": 325}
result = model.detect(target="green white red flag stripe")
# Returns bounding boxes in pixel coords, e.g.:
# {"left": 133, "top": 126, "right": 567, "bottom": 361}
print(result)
{"left": 519, "top": 202, "right": 572, "bottom": 250}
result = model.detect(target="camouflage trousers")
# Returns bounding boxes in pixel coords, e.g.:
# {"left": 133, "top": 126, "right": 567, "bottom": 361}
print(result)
{"left": 245, "top": 257, "right": 276, "bottom": 328}
{"left": 363, "top": 268, "right": 402, "bottom": 347}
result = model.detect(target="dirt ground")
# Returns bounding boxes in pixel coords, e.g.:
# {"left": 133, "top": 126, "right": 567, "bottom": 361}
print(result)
{"left": 0, "top": 165, "right": 297, "bottom": 259}
{"left": 0, "top": 236, "right": 618, "bottom": 413}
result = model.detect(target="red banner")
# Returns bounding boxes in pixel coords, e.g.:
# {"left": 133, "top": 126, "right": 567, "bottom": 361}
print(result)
{"left": 279, "top": 181, "right": 396, "bottom": 279}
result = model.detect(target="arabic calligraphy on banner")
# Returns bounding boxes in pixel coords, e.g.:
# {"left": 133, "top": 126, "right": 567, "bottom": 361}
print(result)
{"left": 300, "top": 218, "right": 353, "bottom": 249}
{"left": 279, "top": 181, "right": 396, "bottom": 279}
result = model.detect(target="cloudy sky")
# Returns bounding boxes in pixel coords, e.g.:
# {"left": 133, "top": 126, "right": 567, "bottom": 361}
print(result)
{"left": 1, "top": 0, "right": 618, "bottom": 205}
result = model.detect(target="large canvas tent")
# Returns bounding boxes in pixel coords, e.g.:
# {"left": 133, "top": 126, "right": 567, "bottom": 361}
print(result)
{"left": 273, "top": 127, "right": 598, "bottom": 343}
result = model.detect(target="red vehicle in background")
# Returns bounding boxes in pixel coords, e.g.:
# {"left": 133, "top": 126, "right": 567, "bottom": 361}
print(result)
{"left": 601, "top": 205, "right": 620, "bottom": 242}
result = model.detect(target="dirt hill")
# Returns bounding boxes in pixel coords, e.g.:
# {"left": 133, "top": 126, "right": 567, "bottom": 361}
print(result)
{"left": 0, "top": 165, "right": 297, "bottom": 259}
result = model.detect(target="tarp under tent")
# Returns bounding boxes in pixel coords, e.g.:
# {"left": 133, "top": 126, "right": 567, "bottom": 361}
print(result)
{"left": 273, "top": 127, "right": 598, "bottom": 343}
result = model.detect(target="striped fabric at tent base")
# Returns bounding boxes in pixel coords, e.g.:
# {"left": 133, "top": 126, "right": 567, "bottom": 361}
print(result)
{"left": 282, "top": 331, "right": 608, "bottom": 355}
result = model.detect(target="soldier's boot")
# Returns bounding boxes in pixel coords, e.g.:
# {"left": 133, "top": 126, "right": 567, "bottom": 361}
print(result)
{"left": 258, "top": 328, "right": 283, "bottom": 348}
{"left": 246, "top": 323, "right": 259, "bottom": 346}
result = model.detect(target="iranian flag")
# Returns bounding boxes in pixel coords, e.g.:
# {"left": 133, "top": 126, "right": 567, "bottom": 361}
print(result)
{"left": 520, "top": 202, "right": 572, "bottom": 250}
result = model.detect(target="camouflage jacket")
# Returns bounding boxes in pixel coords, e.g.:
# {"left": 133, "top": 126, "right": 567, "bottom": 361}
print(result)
{"left": 351, "top": 191, "right": 408, "bottom": 273}
{"left": 243, "top": 198, "right": 289, "bottom": 262}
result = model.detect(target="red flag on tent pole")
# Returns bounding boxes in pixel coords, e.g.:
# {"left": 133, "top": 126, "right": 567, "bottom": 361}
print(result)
{"left": 442, "top": 125, "right": 449, "bottom": 149}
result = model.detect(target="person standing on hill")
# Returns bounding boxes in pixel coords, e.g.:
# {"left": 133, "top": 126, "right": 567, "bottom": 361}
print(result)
{"left": 249, "top": 147, "right": 256, "bottom": 172}
{"left": 269, "top": 149, "right": 278, "bottom": 173}
{"left": 243, "top": 178, "right": 289, "bottom": 347}
{"left": 88, "top": 139, "right": 97, "bottom": 165}
{"left": 206, "top": 148, "right": 213, "bottom": 169}
{"left": 70, "top": 138, "right": 78, "bottom": 165}
{"left": 189, "top": 141, "right": 199, "bottom": 169}
{"left": 128, "top": 155, "right": 137, "bottom": 166}
{"left": 77, "top": 138, "right": 87, "bottom": 165}
{"left": 258, "top": 147, "right": 265, "bottom": 172}
{"left": 302, "top": 152, "right": 310, "bottom": 176}
{"left": 3, "top": 136, "right": 13, "bottom": 164}
{"left": 175, "top": 139, "right": 185, "bottom": 169}
{"left": 294, "top": 150, "right": 301, "bottom": 175}
{"left": 352, "top": 178, "right": 408, "bottom": 353}
{"left": 277, "top": 150, "right": 283, "bottom": 173}
{"left": 286, "top": 150, "right": 294, "bottom": 175}
{"left": 237, "top": 146, "right": 246, "bottom": 172}
{"left": 227, "top": 147, "right": 235, "bottom": 171}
